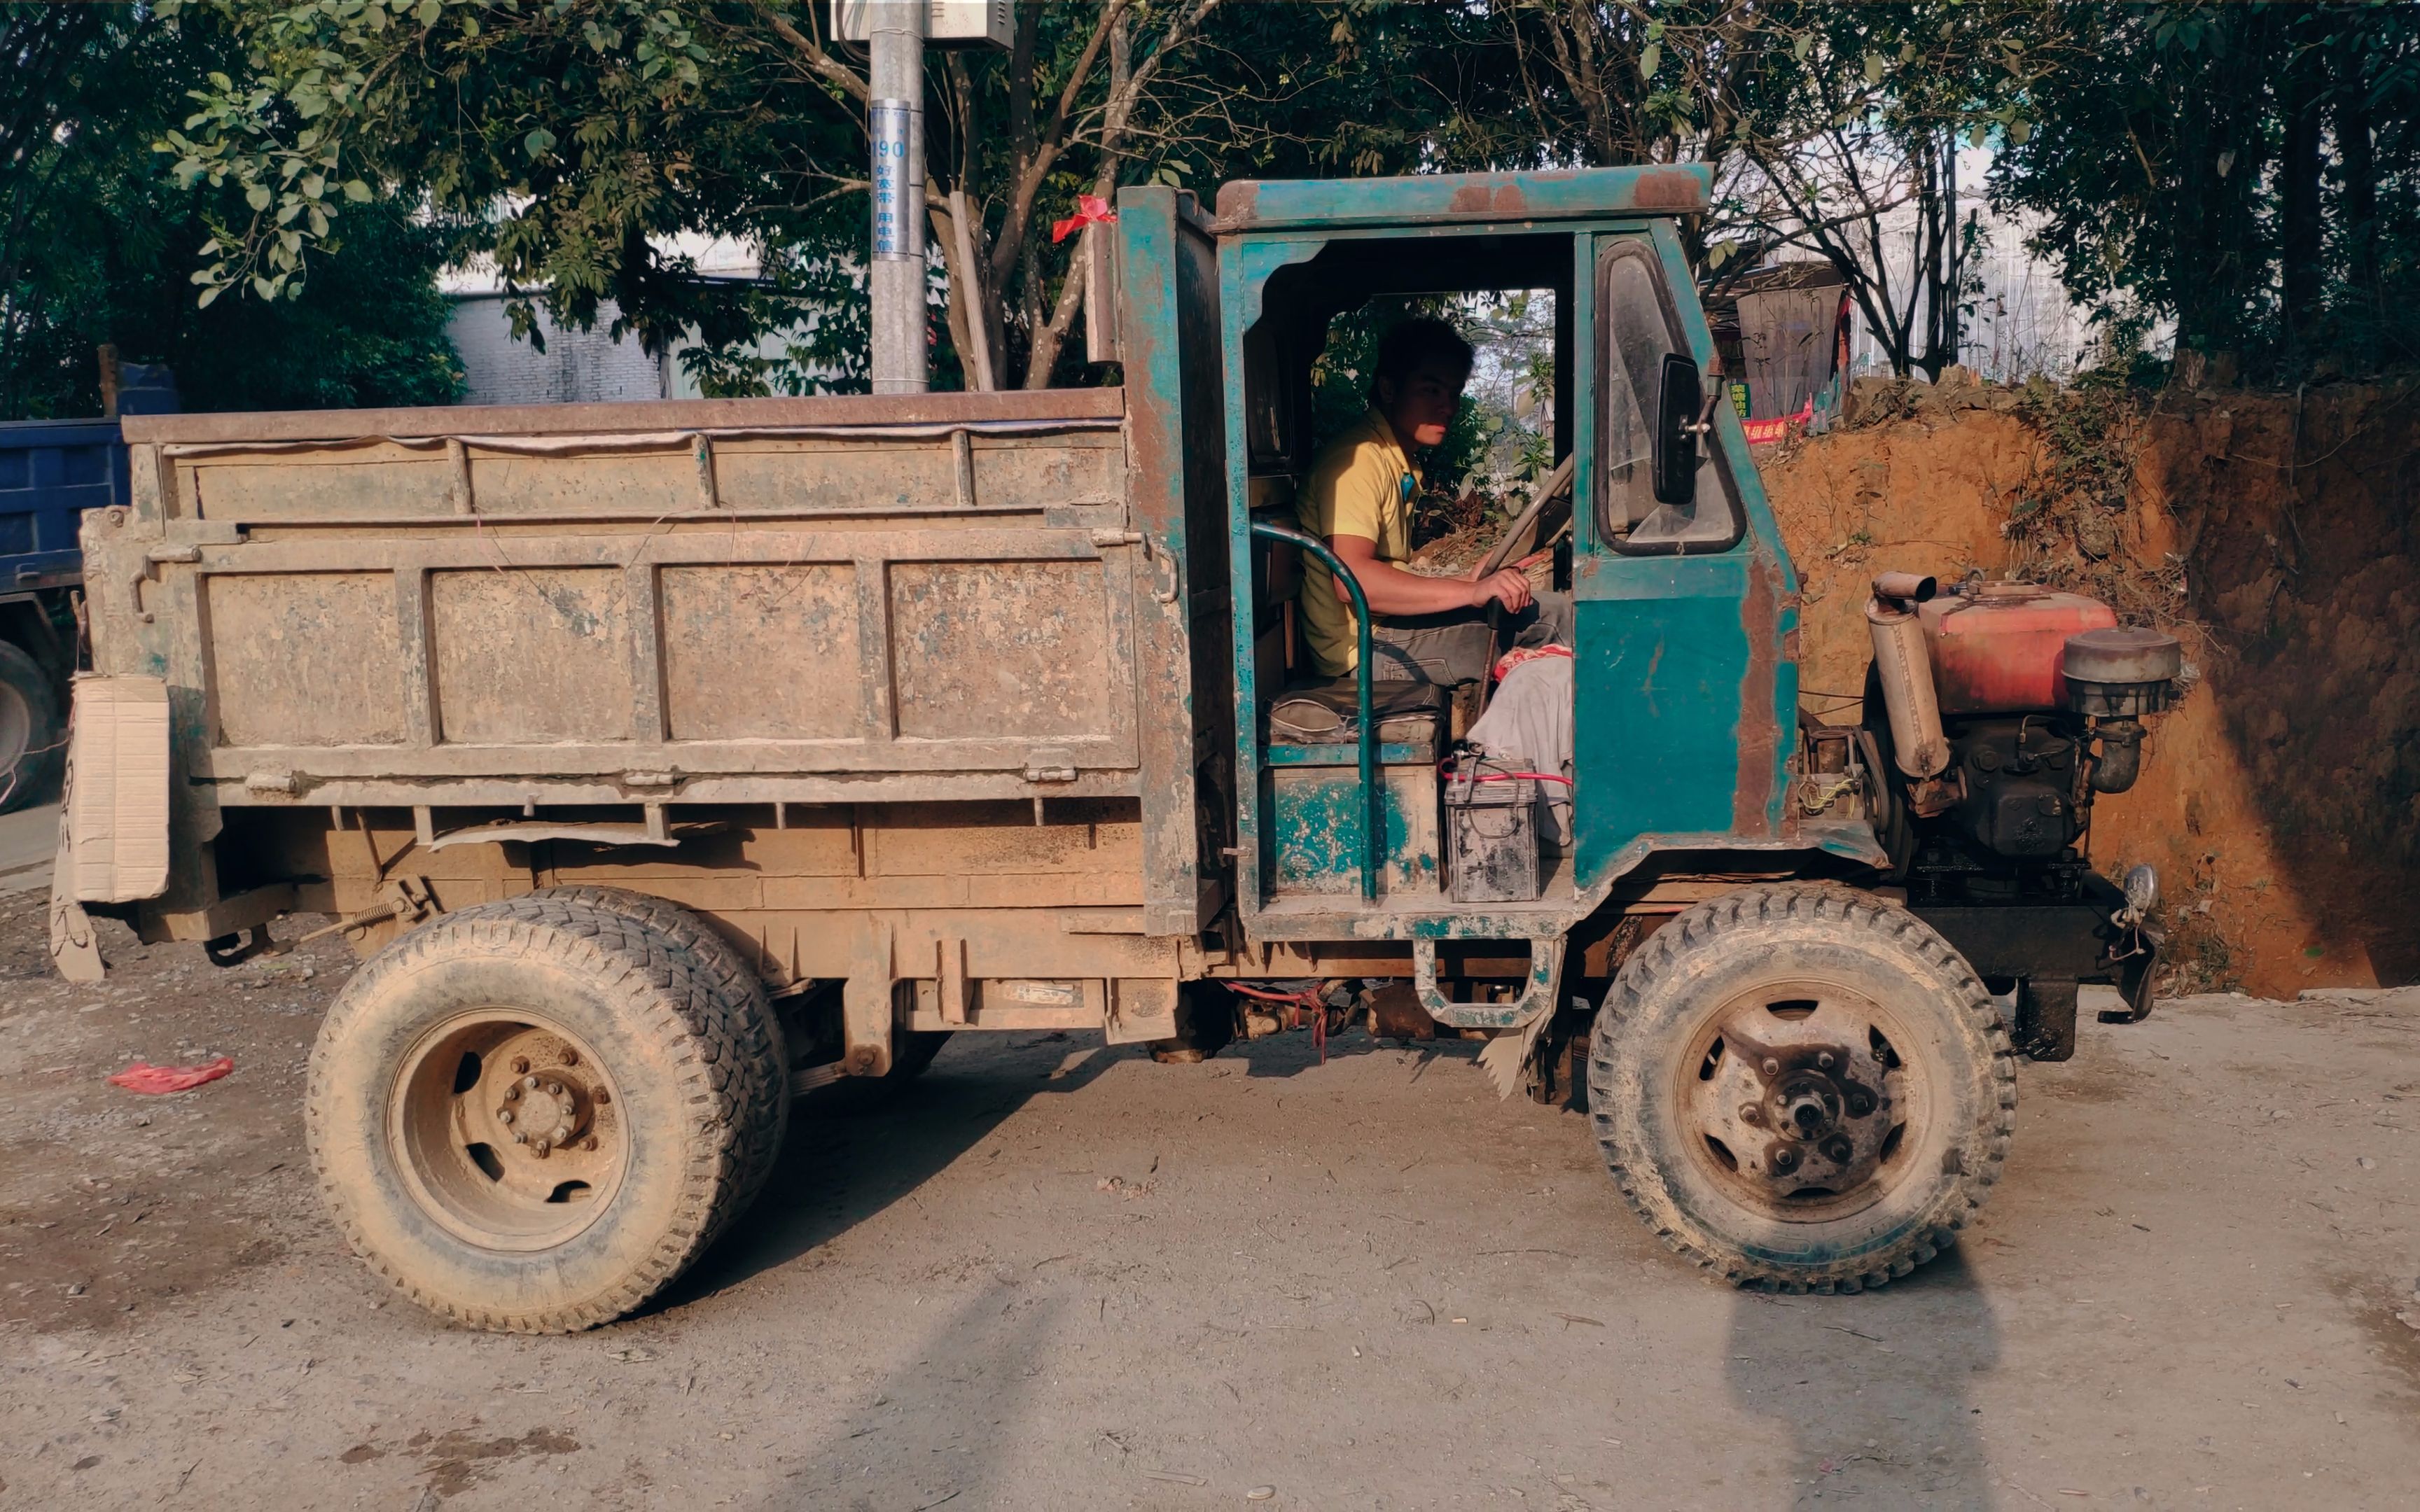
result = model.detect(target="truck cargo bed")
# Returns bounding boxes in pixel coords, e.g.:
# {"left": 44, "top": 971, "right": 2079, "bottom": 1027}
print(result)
{"left": 111, "top": 390, "right": 1142, "bottom": 810}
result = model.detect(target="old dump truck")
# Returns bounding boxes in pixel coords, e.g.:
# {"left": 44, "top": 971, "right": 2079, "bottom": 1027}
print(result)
{"left": 53, "top": 166, "right": 2176, "bottom": 1331}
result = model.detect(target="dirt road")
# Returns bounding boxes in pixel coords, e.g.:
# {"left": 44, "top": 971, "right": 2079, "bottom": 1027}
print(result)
{"left": 0, "top": 804, "right": 55, "bottom": 896}
{"left": 3, "top": 882, "right": 2416, "bottom": 1509}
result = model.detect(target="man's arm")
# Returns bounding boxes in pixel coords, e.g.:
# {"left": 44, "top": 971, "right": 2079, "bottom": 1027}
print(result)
{"left": 1328, "top": 533, "right": 1534, "bottom": 615}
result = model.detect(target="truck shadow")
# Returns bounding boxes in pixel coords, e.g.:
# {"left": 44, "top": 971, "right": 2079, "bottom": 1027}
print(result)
{"left": 1222, "top": 1027, "right": 1484, "bottom": 1080}
{"left": 659, "top": 1027, "right": 1473, "bottom": 1314}
{"left": 732, "top": 1283, "right": 1065, "bottom": 1511}
{"left": 653, "top": 1035, "right": 1122, "bottom": 1312}
{"left": 1724, "top": 1244, "right": 2003, "bottom": 1508}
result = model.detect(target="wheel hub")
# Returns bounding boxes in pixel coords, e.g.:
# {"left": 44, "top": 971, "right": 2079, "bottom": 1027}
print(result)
{"left": 1685, "top": 988, "right": 1907, "bottom": 1214}
{"left": 391, "top": 1016, "right": 625, "bottom": 1248}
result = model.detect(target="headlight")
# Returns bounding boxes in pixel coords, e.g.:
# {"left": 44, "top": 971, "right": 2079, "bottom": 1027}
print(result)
{"left": 2122, "top": 863, "right": 2159, "bottom": 916}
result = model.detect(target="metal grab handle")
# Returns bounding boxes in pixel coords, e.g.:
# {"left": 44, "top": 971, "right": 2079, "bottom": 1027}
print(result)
{"left": 1253, "top": 518, "right": 1379, "bottom": 902}
{"left": 1412, "top": 937, "right": 1564, "bottom": 1029}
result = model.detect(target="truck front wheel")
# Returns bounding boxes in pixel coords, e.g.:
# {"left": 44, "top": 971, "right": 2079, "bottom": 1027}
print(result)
{"left": 1587, "top": 884, "right": 2015, "bottom": 1293}
{"left": 0, "top": 641, "right": 62, "bottom": 813}
{"left": 307, "top": 895, "right": 781, "bottom": 1331}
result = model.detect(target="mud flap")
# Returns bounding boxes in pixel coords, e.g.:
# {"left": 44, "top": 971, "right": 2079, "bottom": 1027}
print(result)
{"left": 48, "top": 811, "right": 104, "bottom": 983}
{"left": 2100, "top": 922, "right": 2163, "bottom": 1025}
{"left": 1476, "top": 1007, "right": 1558, "bottom": 1101}
{"left": 61, "top": 675, "right": 171, "bottom": 904}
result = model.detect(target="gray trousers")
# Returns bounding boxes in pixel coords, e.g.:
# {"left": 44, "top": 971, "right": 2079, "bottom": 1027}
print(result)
{"left": 1368, "top": 591, "right": 1571, "bottom": 687}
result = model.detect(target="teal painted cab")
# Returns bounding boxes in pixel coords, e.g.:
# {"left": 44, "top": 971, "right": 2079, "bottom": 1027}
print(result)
{"left": 1204, "top": 165, "right": 1807, "bottom": 941}
{"left": 1566, "top": 219, "right": 1800, "bottom": 888}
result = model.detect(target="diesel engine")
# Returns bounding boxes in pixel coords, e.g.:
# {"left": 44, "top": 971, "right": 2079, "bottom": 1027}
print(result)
{"left": 1805, "top": 573, "right": 2183, "bottom": 1060}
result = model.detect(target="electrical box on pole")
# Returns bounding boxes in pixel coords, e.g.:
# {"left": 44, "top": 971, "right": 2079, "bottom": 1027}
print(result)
{"left": 832, "top": 1, "right": 1013, "bottom": 50}
{"left": 847, "top": 3, "right": 1008, "bottom": 394}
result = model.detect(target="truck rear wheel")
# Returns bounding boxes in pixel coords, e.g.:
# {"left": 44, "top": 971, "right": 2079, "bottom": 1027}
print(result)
{"left": 0, "top": 641, "right": 62, "bottom": 814}
{"left": 306, "top": 895, "right": 781, "bottom": 1331}
{"left": 517, "top": 885, "right": 787, "bottom": 1204}
{"left": 1587, "top": 884, "right": 2015, "bottom": 1294}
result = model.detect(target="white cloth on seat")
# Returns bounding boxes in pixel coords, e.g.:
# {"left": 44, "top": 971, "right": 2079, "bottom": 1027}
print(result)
{"left": 1465, "top": 653, "right": 1574, "bottom": 844}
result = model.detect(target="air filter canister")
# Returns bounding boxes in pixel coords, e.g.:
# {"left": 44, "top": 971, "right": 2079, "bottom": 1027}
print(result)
{"left": 2064, "top": 626, "right": 2183, "bottom": 716}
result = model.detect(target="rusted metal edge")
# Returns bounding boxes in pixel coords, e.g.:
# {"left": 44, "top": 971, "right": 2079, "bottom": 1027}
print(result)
{"left": 155, "top": 417, "right": 1120, "bottom": 460}
{"left": 1209, "top": 166, "right": 1711, "bottom": 234}
{"left": 421, "top": 819, "right": 721, "bottom": 851}
{"left": 1242, "top": 828, "right": 1891, "bottom": 944}
{"left": 123, "top": 388, "right": 1124, "bottom": 444}
{"left": 196, "top": 771, "right": 1147, "bottom": 808}
{"left": 160, "top": 500, "right": 1111, "bottom": 531}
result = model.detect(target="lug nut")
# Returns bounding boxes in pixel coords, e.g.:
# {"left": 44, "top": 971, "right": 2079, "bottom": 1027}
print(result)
{"left": 524, "top": 1075, "right": 539, "bottom": 1090}
{"left": 1771, "top": 1147, "right": 1800, "bottom": 1173}
{"left": 546, "top": 1082, "right": 564, "bottom": 1097}
{"left": 532, "top": 1139, "right": 551, "bottom": 1156}
{"left": 499, "top": 1110, "right": 515, "bottom": 1125}
{"left": 592, "top": 1088, "right": 611, "bottom": 1107}
{"left": 1847, "top": 1093, "right": 1874, "bottom": 1116}
{"left": 1816, "top": 1052, "right": 1835, "bottom": 1070}
{"left": 560, "top": 1049, "right": 579, "bottom": 1067}
{"left": 1738, "top": 1104, "right": 1762, "bottom": 1124}
{"left": 505, "top": 1084, "right": 520, "bottom": 1100}
{"left": 1823, "top": 1137, "right": 1855, "bottom": 1164}
{"left": 513, "top": 1131, "right": 528, "bottom": 1144}
{"left": 511, "top": 1056, "right": 531, "bottom": 1075}
{"left": 551, "top": 1125, "right": 571, "bottom": 1144}
{"left": 583, "top": 1136, "right": 599, "bottom": 1152}
{"left": 1761, "top": 1058, "right": 1781, "bottom": 1077}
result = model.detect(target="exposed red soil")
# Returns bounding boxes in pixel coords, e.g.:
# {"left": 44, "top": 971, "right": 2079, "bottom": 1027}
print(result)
{"left": 1758, "top": 382, "right": 2420, "bottom": 995}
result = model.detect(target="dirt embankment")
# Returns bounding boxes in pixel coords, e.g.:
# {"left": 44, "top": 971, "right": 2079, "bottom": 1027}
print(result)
{"left": 1759, "top": 380, "right": 2420, "bottom": 997}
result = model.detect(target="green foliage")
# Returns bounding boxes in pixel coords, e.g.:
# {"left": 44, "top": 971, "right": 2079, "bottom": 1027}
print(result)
{"left": 29, "top": 0, "right": 2405, "bottom": 409}
{"left": 1992, "top": 2, "right": 2420, "bottom": 377}
{"left": 0, "top": 4, "right": 461, "bottom": 417}
{"left": 151, "top": 1, "right": 1510, "bottom": 393}
{"left": 156, "top": 0, "right": 864, "bottom": 376}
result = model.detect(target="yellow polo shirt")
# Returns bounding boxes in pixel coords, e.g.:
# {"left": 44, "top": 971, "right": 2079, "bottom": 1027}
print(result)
{"left": 1293, "top": 407, "right": 1417, "bottom": 676}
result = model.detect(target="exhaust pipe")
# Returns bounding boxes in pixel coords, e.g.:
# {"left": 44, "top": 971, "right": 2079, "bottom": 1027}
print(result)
{"left": 1866, "top": 574, "right": 1947, "bottom": 778}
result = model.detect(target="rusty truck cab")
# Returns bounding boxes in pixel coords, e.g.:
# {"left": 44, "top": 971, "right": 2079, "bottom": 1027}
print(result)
{"left": 1196, "top": 167, "right": 1871, "bottom": 1026}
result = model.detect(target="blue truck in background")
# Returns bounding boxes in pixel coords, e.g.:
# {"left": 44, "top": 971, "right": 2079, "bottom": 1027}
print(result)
{"left": 0, "top": 416, "right": 124, "bottom": 811}
{"left": 0, "top": 360, "right": 177, "bottom": 811}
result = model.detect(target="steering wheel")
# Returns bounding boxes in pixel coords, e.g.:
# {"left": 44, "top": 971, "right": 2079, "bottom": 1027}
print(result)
{"left": 1474, "top": 452, "right": 1577, "bottom": 580}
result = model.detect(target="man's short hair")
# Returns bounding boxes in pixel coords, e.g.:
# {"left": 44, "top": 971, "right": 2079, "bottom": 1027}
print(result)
{"left": 1371, "top": 316, "right": 1475, "bottom": 398}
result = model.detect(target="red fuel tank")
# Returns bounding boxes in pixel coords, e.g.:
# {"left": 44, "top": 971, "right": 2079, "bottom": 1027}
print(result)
{"left": 1917, "top": 582, "right": 2118, "bottom": 714}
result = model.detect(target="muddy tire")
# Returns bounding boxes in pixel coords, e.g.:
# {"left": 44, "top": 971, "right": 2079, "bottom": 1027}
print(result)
{"left": 306, "top": 895, "right": 782, "bottom": 1332}
{"left": 517, "top": 885, "right": 787, "bottom": 1203}
{"left": 0, "top": 641, "right": 62, "bottom": 814}
{"left": 1587, "top": 883, "right": 2015, "bottom": 1294}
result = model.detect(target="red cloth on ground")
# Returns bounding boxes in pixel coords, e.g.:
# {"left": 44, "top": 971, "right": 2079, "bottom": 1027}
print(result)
{"left": 107, "top": 1056, "right": 233, "bottom": 1094}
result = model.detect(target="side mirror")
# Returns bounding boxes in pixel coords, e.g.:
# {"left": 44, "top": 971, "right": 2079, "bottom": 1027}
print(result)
{"left": 1652, "top": 351, "right": 1709, "bottom": 505}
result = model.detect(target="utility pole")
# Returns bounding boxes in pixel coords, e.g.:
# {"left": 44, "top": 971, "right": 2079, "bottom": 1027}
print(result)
{"left": 867, "top": 0, "right": 925, "bottom": 394}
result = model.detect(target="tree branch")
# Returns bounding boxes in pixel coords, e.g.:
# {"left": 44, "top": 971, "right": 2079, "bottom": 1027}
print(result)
{"left": 762, "top": 2, "right": 868, "bottom": 105}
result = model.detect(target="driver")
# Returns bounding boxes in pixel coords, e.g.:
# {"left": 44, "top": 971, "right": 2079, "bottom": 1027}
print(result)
{"left": 1293, "top": 316, "right": 1569, "bottom": 689}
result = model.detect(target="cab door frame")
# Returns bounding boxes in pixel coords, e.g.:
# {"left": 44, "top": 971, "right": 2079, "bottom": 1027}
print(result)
{"left": 1567, "top": 220, "right": 1805, "bottom": 890}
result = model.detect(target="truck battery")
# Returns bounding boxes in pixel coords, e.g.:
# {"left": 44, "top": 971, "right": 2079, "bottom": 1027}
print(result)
{"left": 1444, "top": 755, "right": 1540, "bottom": 903}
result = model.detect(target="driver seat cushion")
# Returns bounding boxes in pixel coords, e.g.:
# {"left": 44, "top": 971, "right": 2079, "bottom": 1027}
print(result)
{"left": 1268, "top": 676, "right": 1444, "bottom": 748}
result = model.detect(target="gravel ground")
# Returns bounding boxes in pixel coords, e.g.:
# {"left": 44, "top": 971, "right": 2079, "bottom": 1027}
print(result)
{"left": 2, "top": 883, "right": 2416, "bottom": 1511}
